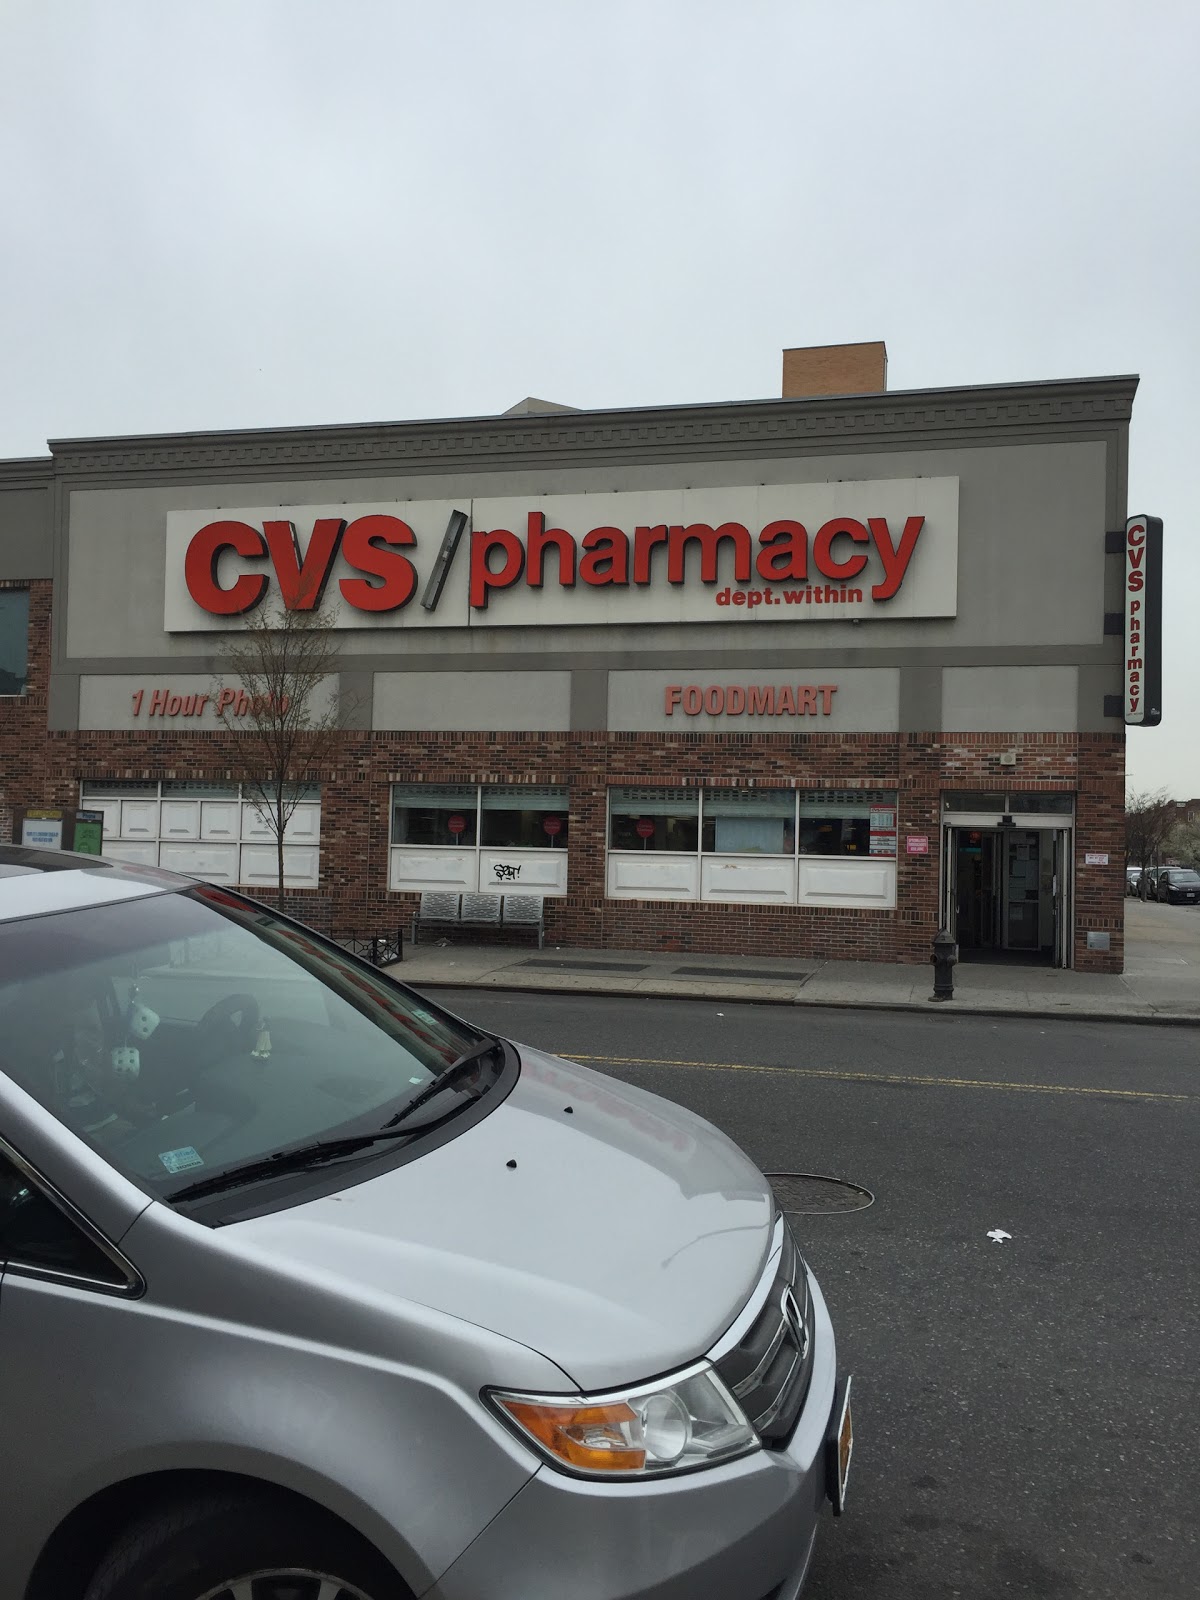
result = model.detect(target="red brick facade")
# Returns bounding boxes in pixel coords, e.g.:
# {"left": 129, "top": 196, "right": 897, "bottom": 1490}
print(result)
{"left": 2, "top": 582, "right": 1126, "bottom": 972}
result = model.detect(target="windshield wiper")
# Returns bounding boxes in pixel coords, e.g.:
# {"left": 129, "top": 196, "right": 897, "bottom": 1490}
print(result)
{"left": 168, "top": 1035, "right": 505, "bottom": 1203}
{"left": 382, "top": 1035, "right": 504, "bottom": 1128}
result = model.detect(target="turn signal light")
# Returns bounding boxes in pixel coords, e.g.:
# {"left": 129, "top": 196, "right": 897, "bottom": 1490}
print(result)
{"left": 496, "top": 1398, "right": 645, "bottom": 1472}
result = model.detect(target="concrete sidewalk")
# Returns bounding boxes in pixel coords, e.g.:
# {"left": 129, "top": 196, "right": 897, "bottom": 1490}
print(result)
{"left": 385, "top": 899, "right": 1200, "bottom": 1026}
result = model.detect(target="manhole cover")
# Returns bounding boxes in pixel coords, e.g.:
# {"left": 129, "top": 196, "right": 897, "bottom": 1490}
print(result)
{"left": 766, "top": 1173, "right": 875, "bottom": 1215}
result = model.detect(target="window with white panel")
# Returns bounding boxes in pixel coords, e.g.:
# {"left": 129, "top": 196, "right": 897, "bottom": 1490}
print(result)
{"left": 389, "top": 783, "right": 569, "bottom": 896}
{"left": 607, "top": 786, "right": 898, "bottom": 909}
{"left": 80, "top": 780, "right": 322, "bottom": 888}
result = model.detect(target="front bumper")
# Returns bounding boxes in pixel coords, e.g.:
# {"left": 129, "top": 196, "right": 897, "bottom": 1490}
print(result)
{"left": 427, "top": 1273, "right": 842, "bottom": 1600}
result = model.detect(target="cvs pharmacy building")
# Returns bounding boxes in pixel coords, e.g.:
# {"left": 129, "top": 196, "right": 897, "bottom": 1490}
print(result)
{"left": 0, "top": 346, "right": 1136, "bottom": 970}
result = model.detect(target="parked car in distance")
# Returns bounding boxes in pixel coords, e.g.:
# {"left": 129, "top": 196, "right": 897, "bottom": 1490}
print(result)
{"left": 1126, "top": 866, "right": 1142, "bottom": 895}
{"left": 0, "top": 846, "right": 852, "bottom": 1600}
{"left": 1157, "top": 867, "right": 1200, "bottom": 905}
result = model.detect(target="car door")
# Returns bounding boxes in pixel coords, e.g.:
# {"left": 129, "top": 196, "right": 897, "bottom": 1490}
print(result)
{"left": 0, "top": 1140, "right": 143, "bottom": 1600}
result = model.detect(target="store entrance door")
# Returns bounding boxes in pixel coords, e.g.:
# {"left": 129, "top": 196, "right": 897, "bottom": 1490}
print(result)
{"left": 943, "top": 825, "right": 1069, "bottom": 964}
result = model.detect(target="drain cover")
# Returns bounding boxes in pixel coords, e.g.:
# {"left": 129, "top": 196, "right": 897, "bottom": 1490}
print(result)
{"left": 766, "top": 1173, "right": 875, "bottom": 1215}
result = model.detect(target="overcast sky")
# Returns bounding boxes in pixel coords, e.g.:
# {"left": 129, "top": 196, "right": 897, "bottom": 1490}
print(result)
{"left": 2, "top": 1, "right": 1196, "bottom": 795}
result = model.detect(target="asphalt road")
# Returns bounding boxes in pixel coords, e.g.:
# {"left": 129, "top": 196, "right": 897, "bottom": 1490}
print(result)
{"left": 432, "top": 987, "right": 1200, "bottom": 1600}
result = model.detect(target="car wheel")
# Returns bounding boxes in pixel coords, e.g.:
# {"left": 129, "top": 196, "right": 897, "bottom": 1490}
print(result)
{"left": 83, "top": 1490, "right": 411, "bottom": 1600}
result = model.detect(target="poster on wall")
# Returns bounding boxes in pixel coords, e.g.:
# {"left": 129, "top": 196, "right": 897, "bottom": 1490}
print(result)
{"left": 869, "top": 804, "right": 897, "bottom": 856}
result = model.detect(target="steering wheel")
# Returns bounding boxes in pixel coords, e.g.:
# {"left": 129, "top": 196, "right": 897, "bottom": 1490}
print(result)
{"left": 194, "top": 993, "right": 262, "bottom": 1065}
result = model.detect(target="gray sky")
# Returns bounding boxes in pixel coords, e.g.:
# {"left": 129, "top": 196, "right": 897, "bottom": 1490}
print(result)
{"left": 2, "top": 0, "right": 1196, "bottom": 796}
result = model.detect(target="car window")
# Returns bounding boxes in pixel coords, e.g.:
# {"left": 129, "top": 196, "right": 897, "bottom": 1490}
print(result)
{"left": 0, "top": 1150, "right": 127, "bottom": 1287}
{"left": 0, "top": 888, "right": 497, "bottom": 1208}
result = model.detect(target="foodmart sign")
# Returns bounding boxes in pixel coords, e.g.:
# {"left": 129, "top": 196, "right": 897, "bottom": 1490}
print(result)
{"left": 164, "top": 478, "right": 959, "bottom": 631}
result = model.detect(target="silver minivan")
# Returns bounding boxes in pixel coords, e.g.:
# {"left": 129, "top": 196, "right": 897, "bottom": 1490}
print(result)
{"left": 0, "top": 847, "right": 851, "bottom": 1600}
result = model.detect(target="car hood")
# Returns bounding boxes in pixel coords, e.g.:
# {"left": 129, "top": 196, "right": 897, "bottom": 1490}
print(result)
{"left": 233, "top": 1045, "right": 774, "bottom": 1390}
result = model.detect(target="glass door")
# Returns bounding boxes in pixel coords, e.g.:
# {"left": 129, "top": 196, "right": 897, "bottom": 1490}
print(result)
{"left": 1003, "top": 829, "right": 1041, "bottom": 951}
{"left": 1052, "top": 829, "right": 1073, "bottom": 968}
{"left": 940, "top": 824, "right": 956, "bottom": 936}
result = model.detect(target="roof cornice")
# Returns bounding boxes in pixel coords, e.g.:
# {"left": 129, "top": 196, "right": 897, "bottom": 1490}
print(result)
{"left": 0, "top": 456, "right": 53, "bottom": 486}
{"left": 40, "top": 374, "right": 1138, "bottom": 479}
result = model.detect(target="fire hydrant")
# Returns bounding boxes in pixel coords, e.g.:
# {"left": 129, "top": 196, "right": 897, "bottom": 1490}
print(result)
{"left": 930, "top": 927, "right": 957, "bottom": 1001}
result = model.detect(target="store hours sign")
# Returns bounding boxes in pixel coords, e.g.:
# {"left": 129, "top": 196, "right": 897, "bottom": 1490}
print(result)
{"left": 164, "top": 479, "right": 959, "bottom": 632}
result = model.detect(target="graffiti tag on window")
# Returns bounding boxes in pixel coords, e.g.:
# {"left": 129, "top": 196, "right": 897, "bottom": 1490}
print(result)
{"left": 492, "top": 863, "right": 521, "bottom": 882}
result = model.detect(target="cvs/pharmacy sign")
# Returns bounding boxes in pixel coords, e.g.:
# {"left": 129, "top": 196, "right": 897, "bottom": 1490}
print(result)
{"left": 164, "top": 480, "right": 959, "bottom": 632}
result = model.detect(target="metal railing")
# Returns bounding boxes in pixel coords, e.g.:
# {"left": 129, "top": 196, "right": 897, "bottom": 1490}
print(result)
{"left": 335, "top": 929, "right": 404, "bottom": 967}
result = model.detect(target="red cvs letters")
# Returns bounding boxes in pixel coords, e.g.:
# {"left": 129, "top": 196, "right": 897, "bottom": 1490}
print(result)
{"left": 184, "top": 515, "right": 417, "bottom": 615}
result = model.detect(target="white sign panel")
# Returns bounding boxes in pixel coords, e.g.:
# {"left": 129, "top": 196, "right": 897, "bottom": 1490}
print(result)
{"left": 164, "top": 479, "right": 959, "bottom": 632}
{"left": 608, "top": 668, "right": 900, "bottom": 732}
{"left": 78, "top": 675, "right": 339, "bottom": 732}
{"left": 21, "top": 814, "right": 64, "bottom": 850}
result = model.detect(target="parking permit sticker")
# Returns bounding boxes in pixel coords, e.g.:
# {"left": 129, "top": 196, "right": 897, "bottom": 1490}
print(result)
{"left": 159, "top": 1146, "right": 204, "bottom": 1174}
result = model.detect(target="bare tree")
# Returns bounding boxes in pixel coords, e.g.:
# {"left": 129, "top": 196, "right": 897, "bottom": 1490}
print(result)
{"left": 215, "top": 603, "right": 345, "bottom": 909}
{"left": 1125, "top": 788, "right": 1178, "bottom": 894}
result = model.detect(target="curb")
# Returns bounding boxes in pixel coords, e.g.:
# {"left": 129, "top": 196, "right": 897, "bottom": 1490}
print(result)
{"left": 404, "top": 974, "right": 1200, "bottom": 1029}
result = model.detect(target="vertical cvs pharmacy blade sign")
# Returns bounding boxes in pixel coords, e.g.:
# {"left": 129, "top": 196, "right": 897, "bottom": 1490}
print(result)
{"left": 1124, "top": 515, "right": 1163, "bottom": 727}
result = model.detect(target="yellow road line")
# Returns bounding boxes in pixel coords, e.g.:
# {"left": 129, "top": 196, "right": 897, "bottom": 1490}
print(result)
{"left": 557, "top": 1053, "right": 1197, "bottom": 1104}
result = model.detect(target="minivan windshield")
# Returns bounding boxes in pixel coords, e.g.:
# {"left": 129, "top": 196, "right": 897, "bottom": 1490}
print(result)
{"left": 0, "top": 887, "right": 500, "bottom": 1204}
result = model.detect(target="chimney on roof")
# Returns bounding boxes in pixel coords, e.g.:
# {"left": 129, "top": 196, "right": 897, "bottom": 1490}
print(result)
{"left": 782, "top": 341, "right": 887, "bottom": 399}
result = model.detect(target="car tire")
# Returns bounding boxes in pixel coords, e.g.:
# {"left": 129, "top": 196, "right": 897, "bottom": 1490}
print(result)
{"left": 83, "top": 1488, "right": 412, "bottom": 1600}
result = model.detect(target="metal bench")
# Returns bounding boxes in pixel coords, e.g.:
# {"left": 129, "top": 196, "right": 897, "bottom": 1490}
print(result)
{"left": 411, "top": 891, "right": 545, "bottom": 948}
{"left": 500, "top": 894, "right": 546, "bottom": 947}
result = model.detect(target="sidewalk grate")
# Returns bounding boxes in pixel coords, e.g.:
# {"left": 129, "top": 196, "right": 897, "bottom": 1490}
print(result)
{"left": 766, "top": 1174, "right": 875, "bottom": 1215}
{"left": 673, "top": 965, "right": 811, "bottom": 982}
{"left": 516, "top": 958, "right": 649, "bottom": 973}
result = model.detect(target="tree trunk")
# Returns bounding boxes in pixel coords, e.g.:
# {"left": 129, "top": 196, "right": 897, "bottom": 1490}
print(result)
{"left": 277, "top": 825, "right": 286, "bottom": 912}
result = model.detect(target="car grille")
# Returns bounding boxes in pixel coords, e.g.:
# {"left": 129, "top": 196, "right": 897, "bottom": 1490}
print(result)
{"left": 713, "top": 1221, "right": 815, "bottom": 1449}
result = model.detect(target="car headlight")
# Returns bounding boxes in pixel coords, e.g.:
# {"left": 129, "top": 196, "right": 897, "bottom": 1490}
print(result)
{"left": 487, "top": 1362, "right": 758, "bottom": 1478}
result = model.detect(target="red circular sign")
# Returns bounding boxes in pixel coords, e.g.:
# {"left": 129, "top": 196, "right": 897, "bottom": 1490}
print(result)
{"left": 447, "top": 814, "right": 467, "bottom": 837}
{"left": 635, "top": 818, "right": 655, "bottom": 839}
{"left": 542, "top": 815, "right": 563, "bottom": 837}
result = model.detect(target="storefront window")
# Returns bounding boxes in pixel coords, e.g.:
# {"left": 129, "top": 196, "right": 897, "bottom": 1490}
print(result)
{"left": 605, "top": 785, "right": 899, "bottom": 909}
{"left": 943, "top": 792, "right": 1006, "bottom": 812}
{"left": 701, "top": 790, "right": 794, "bottom": 854}
{"left": 391, "top": 784, "right": 478, "bottom": 847}
{"left": 0, "top": 589, "right": 29, "bottom": 696}
{"left": 160, "top": 780, "right": 241, "bottom": 799}
{"left": 80, "top": 780, "right": 159, "bottom": 798}
{"left": 79, "top": 780, "right": 322, "bottom": 888}
{"left": 481, "top": 785, "right": 569, "bottom": 848}
{"left": 608, "top": 787, "right": 898, "bottom": 859}
{"left": 1006, "top": 793, "right": 1075, "bottom": 815}
{"left": 798, "top": 791, "right": 898, "bottom": 858}
{"left": 609, "top": 787, "right": 699, "bottom": 852}
{"left": 943, "top": 790, "right": 1075, "bottom": 816}
{"left": 389, "top": 783, "right": 570, "bottom": 896}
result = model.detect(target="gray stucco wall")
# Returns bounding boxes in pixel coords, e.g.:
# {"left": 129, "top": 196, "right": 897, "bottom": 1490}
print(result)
{"left": 35, "top": 376, "right": 1133, "bottom": 734}
{"left": 0, "top": 483, "right": 52, "bottom": 579}
{"left": 63, "top": 440, "right": 1109, "bottom": 664}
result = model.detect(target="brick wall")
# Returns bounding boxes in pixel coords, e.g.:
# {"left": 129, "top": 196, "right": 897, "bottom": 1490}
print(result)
{"left": 2, "top": 592, "right": 1125, "bottom": 970}
{"left": 0, "top": 579, "right": 52, "bottom": 841}
{"left": 782, "top": 341, "right": 887, "bottom": 397}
